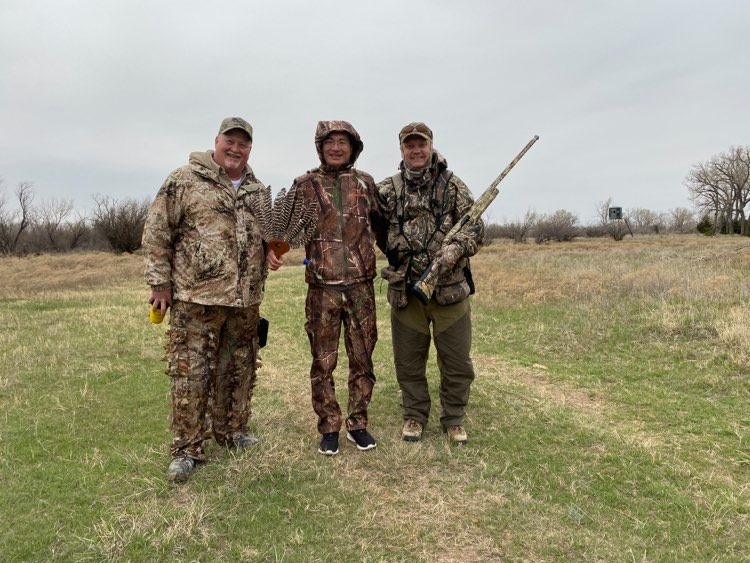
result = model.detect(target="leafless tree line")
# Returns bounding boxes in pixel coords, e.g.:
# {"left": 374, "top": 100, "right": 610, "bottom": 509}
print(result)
{"left": 3, "top": 145, "right": 733, "bottom": 255}
{"left": 484, "top": 201, "right": 697, "bottom": 245}
{"left": 685, "top": 145, "right": 750, "bottom": 235}
{"left": 0, "top": 179, "right": 150, "bottom": 255}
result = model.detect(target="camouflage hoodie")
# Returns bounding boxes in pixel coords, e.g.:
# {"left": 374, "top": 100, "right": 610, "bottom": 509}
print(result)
{"left": 376, "top": 150, "right": 484, "bottom": 305}
{"left": 142, "top": 150, "right": 269, "bottom": 307}
{"left": 292, "top": 121, "right": 380, "bottom": 286}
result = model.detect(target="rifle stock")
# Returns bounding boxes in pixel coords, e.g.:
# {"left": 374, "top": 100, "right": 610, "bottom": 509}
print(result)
{"left": 412, "top": 135, "right": 539, "bottom": 304}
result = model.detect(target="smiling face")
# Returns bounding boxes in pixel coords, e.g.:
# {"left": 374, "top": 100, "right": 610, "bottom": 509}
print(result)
{"left": 321, "top": 132, "right": 353, "bottom": 170}
{"left": 213, "top": 129, "right": 252, "bottom": 179}
{"left": 400, "top": 135, "right": 433, "bottom": 171}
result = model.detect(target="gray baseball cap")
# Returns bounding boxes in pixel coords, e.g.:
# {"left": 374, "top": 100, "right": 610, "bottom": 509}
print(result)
{"left": 218, "top": 117, "right": 253, "bottom": 141}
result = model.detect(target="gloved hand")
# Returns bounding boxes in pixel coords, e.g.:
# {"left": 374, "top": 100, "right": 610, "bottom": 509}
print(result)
{"left": 435, "top": 243, "right": 463, "bottom": 274}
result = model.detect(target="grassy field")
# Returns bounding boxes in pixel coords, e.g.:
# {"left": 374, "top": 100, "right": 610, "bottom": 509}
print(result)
{"left": 1, "top": 236, "right": 749, "bottom": 562}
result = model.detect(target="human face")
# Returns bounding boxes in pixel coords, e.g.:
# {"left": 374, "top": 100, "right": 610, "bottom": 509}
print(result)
{"left": 321, "top": 132, "right": 353, "bottom": 169}
{"left": 400, "top": 136, "right": 432, "bottom": 171}
{"left": 214, "top": 130, "right": 252, "bottom": 179}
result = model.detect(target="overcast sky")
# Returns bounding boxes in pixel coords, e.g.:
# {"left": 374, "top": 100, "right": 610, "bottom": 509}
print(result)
{"left": 1, "top": 0, "right": 748, "bottom": 223}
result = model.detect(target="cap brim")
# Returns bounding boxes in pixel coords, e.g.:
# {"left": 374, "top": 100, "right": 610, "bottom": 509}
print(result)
{"left": 220, "top": 127, "right": 252, "bottom": 140}
{"left": 400, "top": 132, "right": 431, "bottom": 143}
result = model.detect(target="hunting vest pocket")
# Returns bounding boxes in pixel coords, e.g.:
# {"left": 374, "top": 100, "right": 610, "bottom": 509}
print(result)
{"left": 381, "top": 266, "right": 409, "bottom": 309}
{"left": 434, "top": 279, "right": 471, "bottom": 306}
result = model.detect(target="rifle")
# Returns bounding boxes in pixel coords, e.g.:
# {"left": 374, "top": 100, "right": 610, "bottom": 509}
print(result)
{"left": 411, "top": 135, "right": 539, "bottom": 304}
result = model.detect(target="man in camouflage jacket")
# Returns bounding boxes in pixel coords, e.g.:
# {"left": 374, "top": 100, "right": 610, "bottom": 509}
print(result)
{"left": 142, "top": 117, "right": 282, "bottom": 481}
{"left": 290, "top": 120, "right": 381, "bottom": 455}
{"left": 376, "top": 122, "right": 483, "bottom": 445}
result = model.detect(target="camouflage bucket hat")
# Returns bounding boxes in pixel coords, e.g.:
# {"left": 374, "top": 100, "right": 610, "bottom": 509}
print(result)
{"left": 218, "top": 117, "right": 253, "bottom": 141}
{"left": 399, "top": 122, "right": 433, "bottom": 144}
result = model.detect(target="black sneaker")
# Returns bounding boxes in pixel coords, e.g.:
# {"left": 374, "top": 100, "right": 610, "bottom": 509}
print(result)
{"left": 346, "top": 429, "right": 377, "bottom": 451}
{"left": 318, "top": 432, "right": 339, "bottom": 455}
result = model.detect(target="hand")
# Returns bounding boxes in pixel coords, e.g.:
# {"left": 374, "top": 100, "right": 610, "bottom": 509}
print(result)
{"left": 149, "top": 288, "right": 172, "bottom": 315}
{"left": 435, "top": 243, "right": 463, "bottom": 273}
{"left": 266, "top": 248, "right": 284, "bottom": 271}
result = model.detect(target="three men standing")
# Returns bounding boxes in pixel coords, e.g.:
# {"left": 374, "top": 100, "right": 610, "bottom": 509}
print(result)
{"left": 376, "top": 122, "right": 483, "bottom": 444}
{"left": 144, "top": 118, "right": 482, "bottom": 480}
{"left": 142, "top": 117, "right": 281, "bottom": 481}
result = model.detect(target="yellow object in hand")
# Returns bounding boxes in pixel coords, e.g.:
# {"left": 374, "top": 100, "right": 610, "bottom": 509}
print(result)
{"left": 149, "top": 306, "right": 165, "bottom": 324}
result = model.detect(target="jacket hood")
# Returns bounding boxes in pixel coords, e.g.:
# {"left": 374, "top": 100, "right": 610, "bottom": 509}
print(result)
{"left": 314, "top": 120, "right": 364, "bottom": 170}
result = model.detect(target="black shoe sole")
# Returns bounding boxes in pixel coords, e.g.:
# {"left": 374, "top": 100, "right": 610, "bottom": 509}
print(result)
{"left": 317, "top": 448, "right": 339, "bottom": 455}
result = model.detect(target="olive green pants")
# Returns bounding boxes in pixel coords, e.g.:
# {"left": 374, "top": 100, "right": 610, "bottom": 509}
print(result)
{"left": 390, "top": 296, "right": 475, "bottom": 429}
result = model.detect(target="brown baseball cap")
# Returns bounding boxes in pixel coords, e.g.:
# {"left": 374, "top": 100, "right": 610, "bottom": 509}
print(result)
{"left": 218, "top": 117, "right": 253, "bottom": 141}
{"left": 399, "top": 122, "right": 433, "bottom": 144}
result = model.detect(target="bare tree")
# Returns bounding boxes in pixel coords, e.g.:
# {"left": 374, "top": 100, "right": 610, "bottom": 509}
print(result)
{"left": 0, "top": 181, "right": 36, "bottom": 255}
{"left": 91, "top": 194, "right": 150, "bottom": 253}
{"left": 627, "top": 207, "right": 667, "bottom": 234}
{"left": 534, "top": 209, "right": 579, "bottom": 243}
{"left": 686, "top": 146, "right": 750, "bottom": 235}
{"left": 64, "top": 211, "right": 90, "bottom": 250}
{"left": 594, "top": 197, "right": 614, "bottom": 226}
{"left": 38, "top": 198, "right": 73, "bottom": 251}
{"left": 505, "top": 209, "right": 537, "bottom": 244}
{"left": 668, "top": 207, "right": 696, "bottom": 233}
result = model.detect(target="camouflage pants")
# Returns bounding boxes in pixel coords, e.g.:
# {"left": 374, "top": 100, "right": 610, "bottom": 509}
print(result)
{"left": 166, "top": 300, "right": 259, "bottom": 460}
{"left": 305, "top": 282, "right": 377, "bottom": 434}
{"left": 391, "top": 296, "right": 475, "bottom": 430}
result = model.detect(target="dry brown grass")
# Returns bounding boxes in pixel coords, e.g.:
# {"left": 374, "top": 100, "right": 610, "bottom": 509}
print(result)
{"left": 474, "top": 234, "right": 750, "bottom": 307}
{"left": 0, "top": 252, "right": 144, "bottom": 298}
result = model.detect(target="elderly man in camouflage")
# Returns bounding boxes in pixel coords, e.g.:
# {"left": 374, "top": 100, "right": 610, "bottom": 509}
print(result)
{"left": 376, "top": 122, "right": 483, "bottom": 445}
{"left": 290, "top": 121, "right": 381, "bottom": 455}
{"left": 142, "top": 117, "right": 282, "bottom": 481}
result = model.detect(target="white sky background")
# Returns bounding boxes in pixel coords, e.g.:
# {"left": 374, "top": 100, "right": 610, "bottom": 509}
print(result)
{"left": 1, "top": 0, "right": 748, "bottom": 223}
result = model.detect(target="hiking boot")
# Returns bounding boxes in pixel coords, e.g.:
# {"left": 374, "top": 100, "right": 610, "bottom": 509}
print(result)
{"left": 346, "top": 429, "right": 377, "bottom": 451}
{"left": 232, "top": 433, "right": 259, "bottom": 448}
{"left": 446, "top": 425, "right": 468, "bottom": 444}
{"left": 167, "top": 456, "right": 197, "bottom": 482}
{"left": 402, "top": 419, "right": 423, "bottom": 442}
{"left": 318, "top": 432, "right": 340, "bottom": 456}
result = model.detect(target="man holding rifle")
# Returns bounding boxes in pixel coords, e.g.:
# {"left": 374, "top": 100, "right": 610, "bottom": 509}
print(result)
{"left": 376, "top": 122, "right": 483, "bottom": 445}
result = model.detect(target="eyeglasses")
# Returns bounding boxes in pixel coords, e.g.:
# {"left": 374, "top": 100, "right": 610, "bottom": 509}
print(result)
{"left": 322, "top": 138, "right": 351, "bottom": 148}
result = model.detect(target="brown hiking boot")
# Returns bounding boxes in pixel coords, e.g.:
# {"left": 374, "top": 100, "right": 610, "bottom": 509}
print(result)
{"left": 446, "top": 425, "right": 468, "bottom": 444}
{"left": 402, "top": 419, "right": 423, "bottom": 442}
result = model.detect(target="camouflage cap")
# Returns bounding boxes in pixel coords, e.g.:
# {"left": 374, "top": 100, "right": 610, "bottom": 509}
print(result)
{"left": 399, "top": 122, "right": 433, "bottom": 144}
{"left": 218, "top": 117, "right": 253, "bottom": 141}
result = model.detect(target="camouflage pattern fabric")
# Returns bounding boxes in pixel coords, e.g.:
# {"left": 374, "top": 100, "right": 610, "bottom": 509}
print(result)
{"left": 292, "top": 121, "right": 382, "bottom": 286}
{"left": 142, "top": 150, "right": 268, "bottom": 307}
{"left": 376, "top": 150, "right": 484, "bottom": 306}
{"left": 167, "top": 300, "right": 260, "bottom": 460}
{"left": 305, "top": 282, "right": 377, "bottom": 434}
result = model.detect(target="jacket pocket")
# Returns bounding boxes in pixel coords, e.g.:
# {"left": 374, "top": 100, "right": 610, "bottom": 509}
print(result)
{"left": 434, "top": 279, "right": 470, "bottom": 305}
{"left": 381, "top": 266, "right": 409, "bottom": 309}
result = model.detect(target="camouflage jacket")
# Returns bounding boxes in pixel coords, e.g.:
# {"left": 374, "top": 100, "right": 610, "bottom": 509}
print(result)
{"left": 293, "top": 121, "right": 381, "bottom": 287}
{"left": 376, "top": 151, "right": 483, "bottom": 304}
{"left": 142, "top": 150, "right": 269, "bottom": 307}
